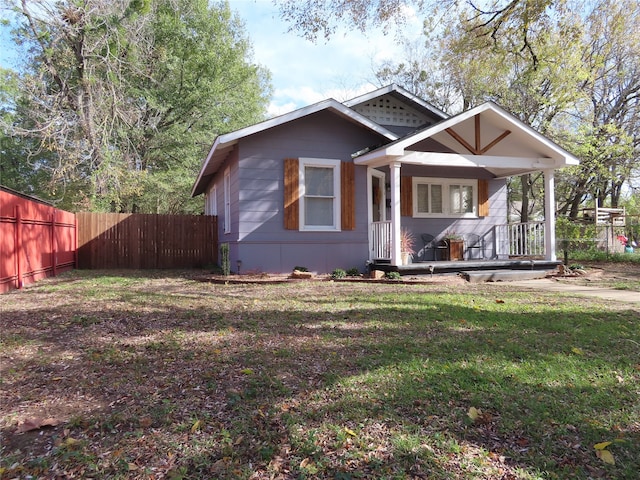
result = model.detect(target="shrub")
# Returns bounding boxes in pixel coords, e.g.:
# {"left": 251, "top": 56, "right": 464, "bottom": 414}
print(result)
{"left": 384, "top": 271, "right": 402, "bottom": 280}
{"left": 331, "top": 268, "right": 346, "bottom": 279}
{"left": 346, "top": 267, "right": 360, "bottom": 277}
{"left": 220, "top": 243, "right": 230, "bottom": 276}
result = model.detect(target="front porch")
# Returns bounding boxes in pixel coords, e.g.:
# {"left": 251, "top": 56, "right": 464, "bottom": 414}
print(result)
{"left": 368, "top": 220, "right": 561, "bottom": 280}
{"left": 358, "top": 102, "right": 579, "bottom": 271}
{"left": 370, "top": 220, "right": 550, "bottom": 263}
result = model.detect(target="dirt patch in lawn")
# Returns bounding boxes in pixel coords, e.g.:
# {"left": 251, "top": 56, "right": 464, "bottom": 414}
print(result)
{"left": 552, "top": 261, "right": 640, "bottom": 291}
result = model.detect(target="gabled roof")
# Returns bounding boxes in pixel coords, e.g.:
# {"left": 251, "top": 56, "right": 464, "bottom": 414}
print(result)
{"left": 354, "top": 102, "right": 579, "bottom": 177}
{"left": 343, "top": 84, "right": 448, "bottom": 121}
{"left": 191, "top": 98, "right": 399, "bottom": 197}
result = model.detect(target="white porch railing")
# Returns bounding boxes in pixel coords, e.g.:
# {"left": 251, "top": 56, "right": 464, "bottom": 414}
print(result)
{"left": 370, "top": 221, "right": 392, "bottom": 259}
{"left": 373, "top": 220, "right": 547, "bottom": 261}
{"left": 496, "top": 221, "right": 545, "bottom": 257}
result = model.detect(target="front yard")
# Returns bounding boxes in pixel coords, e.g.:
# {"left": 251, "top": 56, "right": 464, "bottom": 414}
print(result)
{"left": 1, "top": 270, "right": 639, "bottom": 479}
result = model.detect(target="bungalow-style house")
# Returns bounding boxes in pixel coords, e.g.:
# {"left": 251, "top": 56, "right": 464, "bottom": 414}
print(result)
{"left": 192, "top": 84, "right": 579, "bottom": 275}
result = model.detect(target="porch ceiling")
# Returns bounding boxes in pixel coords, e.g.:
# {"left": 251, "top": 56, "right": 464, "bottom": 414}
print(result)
{"left": 353, "top": 102, "right": 579, "bottom": 177}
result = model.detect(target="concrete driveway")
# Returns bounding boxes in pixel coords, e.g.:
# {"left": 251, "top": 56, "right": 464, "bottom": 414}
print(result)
{"left": 501, "top": 278, "right": 640, "bottom": 304}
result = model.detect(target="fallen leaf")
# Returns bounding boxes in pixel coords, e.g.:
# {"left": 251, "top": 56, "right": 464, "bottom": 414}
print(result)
{"left": 596, "top": 449, "right": 615, "bottom": 465}
{"left": 300, "top": 458, "right": 311, "bottom": 468}
{"left": 128, "top": 463, "right": 139, "bottom": 471}
{"left": 241, "top": 368, "right": 254, "bottom": 375}
{"left": 495, "top": 299, "right": 505, "bottom": 304}
{"left": 571, "top": 347, "right": 584, "bottom": 355}
{"left": 63, "top": 437, "right": 80, "bottom": 448}
{"left": 139, "top": 416, "right": 152, "bottom": 428}
{"left": 344, "top": 427, "right": 357, "bottom": 437}
{"left": 191, "top": 419, "right": 201, "bottom": 433}
{"left": 16, "top": 417, "right": 59, "bottom": 433}
{"left": 467, "top": 407, "right": 481, "bottom": 421}
{"left": 593, "top": 441, "right": 612, "bottom": 450}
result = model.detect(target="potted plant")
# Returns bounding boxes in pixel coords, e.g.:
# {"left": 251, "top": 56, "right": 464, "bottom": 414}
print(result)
{"left": 400, "top": 228, "right": 416, "bottom": 265}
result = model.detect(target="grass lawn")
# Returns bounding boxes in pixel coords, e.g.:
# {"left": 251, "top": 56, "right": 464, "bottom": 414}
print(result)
{"left": 1, "top": 271, "right": 639, "bottom": 479}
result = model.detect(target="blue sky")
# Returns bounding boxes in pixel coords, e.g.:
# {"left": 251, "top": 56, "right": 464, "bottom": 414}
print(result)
{"left": 0, "top": 0, "right": 423, "bottom": 116}
{"left": 232, "top": 0, "right": 423, "bottom": 115}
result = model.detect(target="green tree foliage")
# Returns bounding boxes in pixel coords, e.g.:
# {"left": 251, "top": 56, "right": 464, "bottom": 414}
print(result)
{"left": 277, "top": 0, "right": 563, "bottom": 62}
{"left": 279, "top": 0, "right": 639, "bottom": 219}
{"left": 1, "top": 0, "right": 271, "bottom": 212}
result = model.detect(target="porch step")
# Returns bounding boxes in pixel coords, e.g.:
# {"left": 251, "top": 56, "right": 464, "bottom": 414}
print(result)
{"left": 461, "top": 269, "right": 550, "bottom": 283}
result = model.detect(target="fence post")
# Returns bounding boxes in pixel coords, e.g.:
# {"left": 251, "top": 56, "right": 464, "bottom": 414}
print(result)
{"left": 51, "top": 211, "right": 57, "bottom": 277}
{"left": 15, "top": 205, "right": 22, "bottom": 289}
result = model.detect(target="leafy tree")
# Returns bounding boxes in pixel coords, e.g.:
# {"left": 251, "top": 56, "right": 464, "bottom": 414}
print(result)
{"left": 277, "top": 0, "right": 565, "bottom": 63}
{"left": 375, "top": 1, "right": 589, "bottom": 221}
{"left": 1, "top": 0, "right": 271, "bottom": 212}
{"left": 304, "top": 0, "right": 638, "bottom": 220}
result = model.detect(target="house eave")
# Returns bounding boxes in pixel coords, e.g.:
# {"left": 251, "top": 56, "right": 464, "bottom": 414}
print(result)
{"left": 191, "top": 99, "right": 399, "bottom": 197}
{"left": 353, "top": 102, "right": 580, "bottom": 172}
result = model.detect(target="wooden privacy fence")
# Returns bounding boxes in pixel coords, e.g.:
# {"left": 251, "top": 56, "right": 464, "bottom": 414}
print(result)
{"left": 77, "top": 213, "right": 217, "bottom": 269}
{"left": 1, "top": 187, "right": 76, "bottom": 293}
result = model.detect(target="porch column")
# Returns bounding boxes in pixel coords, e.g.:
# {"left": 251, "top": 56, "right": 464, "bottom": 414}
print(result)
{"left": 390, "top": 162, "right": 402, "bottom": 266}
{"left": 544, "top": 169, "right": 556, "bottom": 261}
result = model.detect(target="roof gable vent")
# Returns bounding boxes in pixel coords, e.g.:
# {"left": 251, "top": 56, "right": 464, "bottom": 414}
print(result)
{"left": 351, "top": 95, "right": 431, "bottom": 128}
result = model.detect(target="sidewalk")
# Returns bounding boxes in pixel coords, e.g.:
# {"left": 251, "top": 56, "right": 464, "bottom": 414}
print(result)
{"left": 502, "top": 278, "right": 640, "bottom": 304}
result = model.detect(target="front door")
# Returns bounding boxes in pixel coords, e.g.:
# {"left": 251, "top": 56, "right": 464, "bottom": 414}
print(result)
{"left": 368, "top": 169, "right": 389, "bottom": 260}
{"left": 370, "top": 170, "right": 386, "bottom": 222}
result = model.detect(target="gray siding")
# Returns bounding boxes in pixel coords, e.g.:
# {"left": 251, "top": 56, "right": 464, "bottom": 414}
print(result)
{"left": 234, "top": 110, "right": 385, "bottom": 273}
{"left": 205, "top": 110, "right": 511, "bottom": 273}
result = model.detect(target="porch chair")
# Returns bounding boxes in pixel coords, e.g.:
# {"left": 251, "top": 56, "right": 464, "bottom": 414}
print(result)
{"left": 421, "top": 234, "right": 448, "bottom": 261}
{"left": 464, "top": 233, "right": 485, "bottom": 260}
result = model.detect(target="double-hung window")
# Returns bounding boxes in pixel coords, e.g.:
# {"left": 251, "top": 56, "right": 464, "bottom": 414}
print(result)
{"left": 206, "top": 185, "right": 217, "bottom": 216}
{"left": 299, "top": 158, "right": 341, "bottom": 231}
{"left": 413, "top": 177, "right": 477, "bottom": 217}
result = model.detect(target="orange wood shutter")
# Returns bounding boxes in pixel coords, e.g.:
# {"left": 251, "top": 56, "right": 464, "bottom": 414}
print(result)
{"left": 284, "top": 158, "right": 299, "bottom": 230}
{"left": 400, "top": 176, "right": 413, "bottom": 217}
{"left": 478, "top": 179, "right": 489, "bottom": 217}
{"left": 341, "top": 161, "right": 355, "bottom": 230}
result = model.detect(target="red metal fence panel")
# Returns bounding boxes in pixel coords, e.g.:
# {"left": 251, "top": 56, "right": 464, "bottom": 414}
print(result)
{"left": 0, "top": 188, "right": 76, "bottom": 293}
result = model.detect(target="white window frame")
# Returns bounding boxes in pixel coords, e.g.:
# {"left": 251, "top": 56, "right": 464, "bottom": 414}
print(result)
{"left": 206, "top": 185, "right": 217, "bottom": 216}
{"left": 299, "top": 158, "right": 341, "bottom": 231}
{"left": 223, "top": 168, "right": 231, "bottom": 233}
{"left": 412, "top": 177, "right": 478, "bottom": 218}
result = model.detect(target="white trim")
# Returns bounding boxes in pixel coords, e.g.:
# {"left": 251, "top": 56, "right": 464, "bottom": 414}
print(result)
{"left": 367, "top": 168, "right": 386, "bottom": 260}
{"left": 205, "top": 185, "right": 217, "bottom": 216}
{"left": 368, "top": 169, "right": 386, "bottom": 224}
{"left": 192, "top": 99, "right": 399, "bottom": 197}
{"left": 223, "top": 168, "right": 231, "bottom": 234}
{"left": 389, "top": 163, "right": 402, "bottom": 266}
{"left": 299, "top": 158, "right": 342, "bottom": 232}
{"left": 544, "top": 170, "right": 556, "bottom": 261}
{"left": 354, "top": 102, "right": 580, "bottom": 167}
{"left": 412, "top": 177, "right": 478, "bottom": 218}
{"left": 398, "top": 152, "right": 560, "bottom": 169}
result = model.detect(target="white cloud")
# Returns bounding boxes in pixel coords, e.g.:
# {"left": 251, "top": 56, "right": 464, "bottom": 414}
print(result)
{"left": 233, "top": 0, "right": 424, "bottom": 114}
